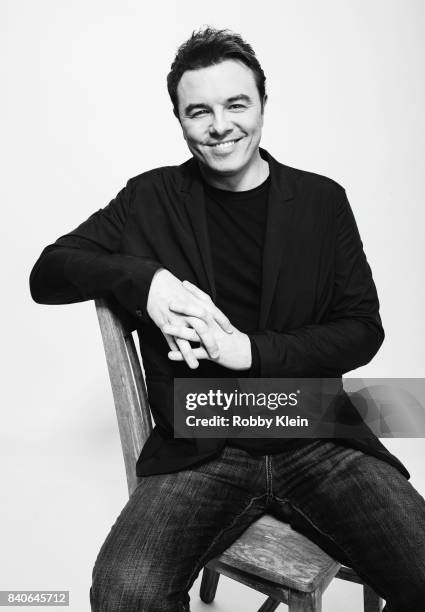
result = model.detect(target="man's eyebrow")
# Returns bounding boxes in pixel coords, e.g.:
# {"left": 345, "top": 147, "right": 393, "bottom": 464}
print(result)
{"left": 184, "top": 94, "right": 253, "bottom": 115}
{"left": 227, "top": 94, "right": 252, "bottom": 104}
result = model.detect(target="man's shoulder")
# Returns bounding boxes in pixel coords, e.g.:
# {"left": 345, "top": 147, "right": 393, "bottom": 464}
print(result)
{"left": 126, "top": 158, "right": 193, "bottom": 191}
{"left": 267, "top": 149, "right": 346, "bottom": 201}
{"left": 278, "top": 161, "right": 346, "bottom": 198}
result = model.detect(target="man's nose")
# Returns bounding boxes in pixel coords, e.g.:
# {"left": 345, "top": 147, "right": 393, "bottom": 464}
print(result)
{"left": 209, "top": 110, "right": 232, "bottom": 137}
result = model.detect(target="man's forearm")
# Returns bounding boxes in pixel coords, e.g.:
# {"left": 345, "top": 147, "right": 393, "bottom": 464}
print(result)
{"left": 30, "top": 237, "right": 163, "bottom": 323}
{"left": 249, "top": 315, "right": 384, "bottom": 377}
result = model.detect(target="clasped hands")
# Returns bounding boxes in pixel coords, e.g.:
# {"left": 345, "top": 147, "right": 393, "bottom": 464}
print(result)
{"left": 146, "top": 269, "right": 252, "bottom": 370}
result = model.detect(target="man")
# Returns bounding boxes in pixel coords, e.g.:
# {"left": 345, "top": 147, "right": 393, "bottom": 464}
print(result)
{"left": 30, "top": 27, "right": 425, "bottom": 611}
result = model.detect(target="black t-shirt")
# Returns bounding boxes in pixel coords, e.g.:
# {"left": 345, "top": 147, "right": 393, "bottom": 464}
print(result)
{"left": 204, "top": 177, "right": 268, "bottom": 333}
{"left": 204, "top": 175, "right": 299, "bottom": 455}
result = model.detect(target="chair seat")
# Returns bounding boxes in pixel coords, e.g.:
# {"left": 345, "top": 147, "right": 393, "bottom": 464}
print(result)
{"left": 216, "top": 514, "right": 341, "bottom": 593}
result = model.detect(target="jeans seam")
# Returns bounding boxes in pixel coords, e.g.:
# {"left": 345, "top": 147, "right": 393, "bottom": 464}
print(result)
{"left": 289, "top": 501, "right": 355, "bottom": 563}
{"left": 182, "top": 493, "right": 267, "bottom": 595}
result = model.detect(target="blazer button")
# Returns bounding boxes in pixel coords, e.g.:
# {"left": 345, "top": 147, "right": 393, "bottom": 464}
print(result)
{"left": 135, "top": 308, "right": 143, "bottom": 317}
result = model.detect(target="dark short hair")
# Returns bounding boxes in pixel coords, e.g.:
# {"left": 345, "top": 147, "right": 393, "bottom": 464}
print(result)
{"left": 167, "top": 26, "right": 267, "bottom": 117}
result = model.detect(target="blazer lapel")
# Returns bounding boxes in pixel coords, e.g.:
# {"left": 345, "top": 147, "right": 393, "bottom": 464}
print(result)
{"left": 180, "top": 159, "right": 216, "bottom": 301}
{"left": 259, "top": 149, "right": 295, "bottom": 329}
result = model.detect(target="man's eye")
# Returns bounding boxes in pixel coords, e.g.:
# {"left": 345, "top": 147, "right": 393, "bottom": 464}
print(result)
{"left": 191, "top": 109, "right": 209, "bottom": 118}
{"left": 229, "top": 104, "right": 245, "bottom": 110}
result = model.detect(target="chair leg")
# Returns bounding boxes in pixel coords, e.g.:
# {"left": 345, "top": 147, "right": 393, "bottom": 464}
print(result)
{"left": 199, "top": 567, "right": 220, "bottom": 603}
{"left": 363, "top": 584, "right": 383, "bottom": 612}
{"left": 257, "top": 596, "right": 281, "bottom": 612}
{"left": 288, "top": 588, "right": 322, "bottom": 612}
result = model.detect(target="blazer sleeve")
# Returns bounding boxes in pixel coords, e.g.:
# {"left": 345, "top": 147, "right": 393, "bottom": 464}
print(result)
{"left": 249, "top": 191, "right": 385, "bottom": 377}
{"left": 29, "top": 179, "right": 163, "bottom": 324}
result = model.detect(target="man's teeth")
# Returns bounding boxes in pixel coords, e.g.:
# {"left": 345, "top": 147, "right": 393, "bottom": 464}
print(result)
{"left": 213, "top": 140, "right": 238, "bottom": 149}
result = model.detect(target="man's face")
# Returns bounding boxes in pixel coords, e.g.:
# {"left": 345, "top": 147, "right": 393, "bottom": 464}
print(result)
{"left": 176, "top": 59, "right": 266, "bottom": 176}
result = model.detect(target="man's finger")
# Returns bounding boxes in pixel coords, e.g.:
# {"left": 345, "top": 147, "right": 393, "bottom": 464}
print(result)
{"left": 163, "top": 320, "right": 219, "bottom": 360}
{"left": 182, "top": 283, "right": 233, "bottom": 334}
{"left": 162, "top": 315, "right": 199, "bottom": 368}
{"left": 162, "top": 324, "right": 200, "bottom": 342}
{"left": 170, "top": 300, "right": 233, "bottom": 335}
{"left": 175, "top": 337, "right": 199, "bottom": 369}
{"left": 168, "top": 347, "right": 209, "bottom": 361}
{"left": 210, "top": 306, "right": 233, "bottom": 334}
{"left": 184, "top": 317, "right": 220, "bottom": 359}
{"left": 162, "top": 332, "right": 179, "bottom": 351}
{"left": 182, "top": 280, "right": 211, "bottom": 302}
{"left": 169, "top": 301, "right": 209, "bottom": 320}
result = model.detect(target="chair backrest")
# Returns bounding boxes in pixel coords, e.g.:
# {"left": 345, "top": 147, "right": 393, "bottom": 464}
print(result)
{"left": 95, "top": 297, "right": 153, "bottom": 495}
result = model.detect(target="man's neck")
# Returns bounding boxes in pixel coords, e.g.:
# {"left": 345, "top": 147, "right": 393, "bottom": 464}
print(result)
{"left": 199, "top": 151, "right": 270, "bottom": 192}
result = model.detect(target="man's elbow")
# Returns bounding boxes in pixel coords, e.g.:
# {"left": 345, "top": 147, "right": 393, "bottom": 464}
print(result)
{"left": 29, "top": 247, "right": 62, "bottom": 304}
{"left": 373, "top": 311, "right": 385, "bottom": 350}
{"left": 361, "top": 316, "right": 385, "bottom": 365}
{"left": 29, "top": 262, "right": 48, "bottom": 304}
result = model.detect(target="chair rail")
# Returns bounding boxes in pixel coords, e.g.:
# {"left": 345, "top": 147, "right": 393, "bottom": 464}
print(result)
{"left": 95, "top": 298, "right": 152, "bottom": 495}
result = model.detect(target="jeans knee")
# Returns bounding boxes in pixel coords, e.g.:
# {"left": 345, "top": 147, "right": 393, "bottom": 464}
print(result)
{"left": 90, "top": 562, "right": 189, "bottom": 612}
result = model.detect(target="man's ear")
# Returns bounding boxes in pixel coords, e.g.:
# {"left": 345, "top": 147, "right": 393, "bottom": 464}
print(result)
{"left": 262, "top": 94, "right": 268, "bottom": 113}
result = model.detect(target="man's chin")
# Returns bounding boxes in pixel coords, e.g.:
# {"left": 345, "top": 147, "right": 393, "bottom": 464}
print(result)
{"left": 199, "top": 157, "right": 244, "bottom": 176}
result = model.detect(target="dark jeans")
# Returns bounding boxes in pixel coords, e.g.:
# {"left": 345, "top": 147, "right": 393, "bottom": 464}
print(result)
{"left": 90, "top": 440, "right": 425, "bottom": 611}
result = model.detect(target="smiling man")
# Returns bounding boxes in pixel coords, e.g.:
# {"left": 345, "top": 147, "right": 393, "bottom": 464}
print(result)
{"left": 30, "top": 27, "right": 425, "bottom": 611}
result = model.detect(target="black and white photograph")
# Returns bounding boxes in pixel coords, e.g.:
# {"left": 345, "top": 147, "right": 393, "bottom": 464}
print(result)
{"left": 3, "top": 1, "right": 425, "bottom": 610}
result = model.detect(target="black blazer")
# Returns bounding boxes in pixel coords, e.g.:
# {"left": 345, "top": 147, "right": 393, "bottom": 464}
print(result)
{"left": 30, "top": 148, "right": 409, "bottom": 479}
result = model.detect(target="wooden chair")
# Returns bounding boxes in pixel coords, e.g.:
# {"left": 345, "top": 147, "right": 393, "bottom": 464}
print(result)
{"left": 95, "top": 297, "right": 384, "bottom": 612}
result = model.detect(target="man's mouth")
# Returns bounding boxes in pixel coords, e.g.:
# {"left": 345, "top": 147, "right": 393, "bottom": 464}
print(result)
{"left": 206, "top": 138, "right": 243, "bottom": 152}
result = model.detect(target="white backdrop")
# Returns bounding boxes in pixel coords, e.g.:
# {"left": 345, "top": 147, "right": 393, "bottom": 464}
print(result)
{"left": 2, "top": 1, "right": 425, "bottom": 610}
